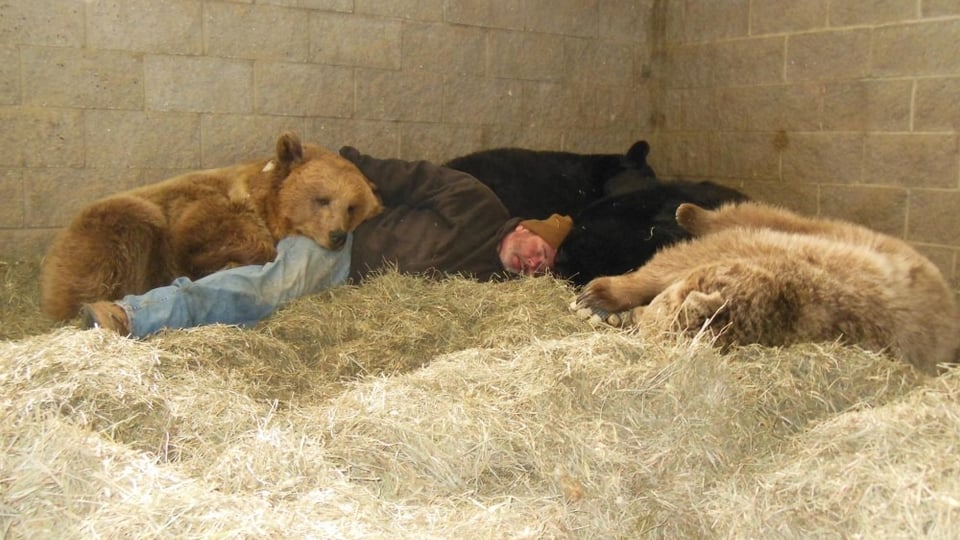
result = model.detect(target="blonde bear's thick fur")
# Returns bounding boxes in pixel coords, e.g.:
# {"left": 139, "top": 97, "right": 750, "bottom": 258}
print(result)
{"left": 577, "top": 201, "right": 960, "bottom": 375}
{"left": 41, "top": 132, "right": 383, "bottom": 321}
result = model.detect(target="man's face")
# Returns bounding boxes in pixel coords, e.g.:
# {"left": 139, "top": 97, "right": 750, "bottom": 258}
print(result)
{"left": 498, "top": 225, "right": 558, "bottom": 276}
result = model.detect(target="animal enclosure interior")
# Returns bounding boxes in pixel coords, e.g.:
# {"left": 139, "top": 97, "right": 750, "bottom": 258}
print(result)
{"left": 1, "top": 0, "right": 958, "bottom": 290}
{"left": 2, "top": 1, "right": 960, "bottom": 538}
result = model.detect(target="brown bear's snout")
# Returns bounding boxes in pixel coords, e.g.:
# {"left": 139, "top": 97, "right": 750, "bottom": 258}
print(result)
{"left": 329, "top": 230, "right": 347, "bottom": 250}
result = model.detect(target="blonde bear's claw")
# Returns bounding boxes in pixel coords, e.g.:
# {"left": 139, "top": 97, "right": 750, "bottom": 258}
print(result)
{"left": 571, "top": 297, "right": 625, "bottom": 327}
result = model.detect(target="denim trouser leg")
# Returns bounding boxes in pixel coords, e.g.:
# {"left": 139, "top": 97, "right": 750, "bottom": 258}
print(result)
{"left": 120, "top": 235, "right": 352, "bottom": 338}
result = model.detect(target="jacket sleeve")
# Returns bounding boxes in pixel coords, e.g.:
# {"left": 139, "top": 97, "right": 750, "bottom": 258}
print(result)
{"left": 339, "top": 146, "right": 510, "bottom": 229}
{"left": 339, "top": 146, "right": 514, "bottom": 279}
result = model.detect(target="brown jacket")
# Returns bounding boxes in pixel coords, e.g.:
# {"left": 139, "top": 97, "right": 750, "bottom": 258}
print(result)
{"left": 340, "top": 147, "right": 521, "bottom": 282}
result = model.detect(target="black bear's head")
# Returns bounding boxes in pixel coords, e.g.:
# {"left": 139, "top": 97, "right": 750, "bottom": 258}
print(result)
{"left": 603, "top": 140, "right": 659, "bottom": 197}
{"left": 555, "top": 188, "right": 685, "bottom": 287}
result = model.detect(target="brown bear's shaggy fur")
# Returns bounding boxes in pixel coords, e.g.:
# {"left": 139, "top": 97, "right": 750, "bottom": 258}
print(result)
{"left": 577, "top": 201, "right": 960, "bottom": 375}
{"left": 41, "top": 132, "right": 383, "bottom": 321}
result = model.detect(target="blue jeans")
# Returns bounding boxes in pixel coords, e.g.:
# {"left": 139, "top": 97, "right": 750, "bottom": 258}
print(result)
{"left": 119, "top": 235, "right": 352, "bottom": 338}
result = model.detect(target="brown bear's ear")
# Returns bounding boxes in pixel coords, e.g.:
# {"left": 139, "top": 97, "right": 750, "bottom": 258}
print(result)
{"left": 275, "top": 132, "right": 304, "bottom": 168}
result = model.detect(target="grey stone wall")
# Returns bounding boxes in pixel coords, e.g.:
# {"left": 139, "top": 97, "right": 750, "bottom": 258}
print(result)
{"left": 655, "top": 0, "right": 960, "bottom": 290}
{"left": 0, "top": 0, "right": 656, "bottom": 257}
{"left": 3, "top": 0, "right": 958, "bottom": 295}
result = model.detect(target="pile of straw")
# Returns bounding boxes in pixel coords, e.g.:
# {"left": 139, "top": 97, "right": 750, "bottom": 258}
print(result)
{"left": 2, "top": 259, "right": 957, "bottom": 538}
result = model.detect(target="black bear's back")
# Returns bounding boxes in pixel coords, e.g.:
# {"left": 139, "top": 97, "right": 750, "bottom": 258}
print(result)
{"left": 444, "top": 142, "right": 656, "bottom": 219}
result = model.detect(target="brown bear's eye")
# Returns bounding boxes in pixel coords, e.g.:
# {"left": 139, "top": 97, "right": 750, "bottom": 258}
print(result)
{"left": 314, "top": 197, "right": 330, "bottom": 207}
{"left": 347, "top": 205, "right": 356, "bottom": 215}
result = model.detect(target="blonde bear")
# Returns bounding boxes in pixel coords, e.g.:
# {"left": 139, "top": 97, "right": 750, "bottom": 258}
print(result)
{"left": 576, "top": 201, "right": 960, "bottom": 375}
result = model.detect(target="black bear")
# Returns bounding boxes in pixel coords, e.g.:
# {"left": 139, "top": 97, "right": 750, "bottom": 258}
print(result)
{"left": 444, "top": 141, "right": 657, "bottom": 219}
{"left": 556, "top": 175, "right": 749, "bottom": 287}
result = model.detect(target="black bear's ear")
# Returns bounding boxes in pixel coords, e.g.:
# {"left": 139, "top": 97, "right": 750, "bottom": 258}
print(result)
{"left": 624, "top": 140, "right": 651, "bottom": 168}
{"left": 276, "top": 132, "right": 305, "bottom": 168}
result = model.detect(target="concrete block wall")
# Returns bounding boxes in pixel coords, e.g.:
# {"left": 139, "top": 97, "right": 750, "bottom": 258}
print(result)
{"left": 0, "top": 0, "right": 656, "bottom": 258}
{"left": 654, "top": 0, "right": 960, "bottom": 289}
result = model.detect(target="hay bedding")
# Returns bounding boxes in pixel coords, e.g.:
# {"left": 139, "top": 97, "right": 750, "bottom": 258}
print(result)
{"left": 1, "top": 258, "right": 958, "bottom": 538}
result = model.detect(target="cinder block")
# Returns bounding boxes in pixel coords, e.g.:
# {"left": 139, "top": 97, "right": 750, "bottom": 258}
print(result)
{"left": 595, "top": 84, "right": 650, "bottom": 130}
{"left": 398, "top": 123, "right": 482, "bottom": 163}
{"left": 600, "top": 0, "right": 653, "bottom": 43}
{"left": 356, "top": 0, "right": 443, "bottom": 21}
{"left": 21, "top": 46, "right": 143, "bottom": 109}
{"left": 665, "top": 0, "right": 749, "bottom": 45}
{"left": 751, "top": 0, "right": 828, "bottom": 34}
{"left": 0, "top": 0, "right": 83, "bottom": 47}
{"left": 521, "top": 82, "right": 596, "bottom": 129}
{"left": 0, "top": 168, "right": 23, "bottom": 227}
{"left": 782, "top": 133, "right": 864, "bottom": 185}
{"left": 0, "top": 229, "right": 56, "bottom": 258}
{"left": 306, "top": 118, "right": 401, "bottom": 159}
{"left": 716, "top": 84, "right": 821, "bottom": 131}
{"left": 145, "top": 55, "right": 253, "bottom": 114}
{"left": 204, "top": 3, "right": 310, "bottom": 61}
{"left": 445, "top": 0, "right": 524, "bottom": 29}
{"left": 488, "top": 30, "right": 565, "bottom": 81}
{"left": 786, "top": 29, "right": 870, "bottom": 81}
{"left": 355, "top": 69, "right": 443, "bottom": 122}
{"left": 85, "top": 110, "right": 200, "bottom": 169}
{"left": 0, "top": 108, "right": 84, "bottom": 167}
{"left": 915, "top": 78, "right": 960, "bottom": 132}
{"left": 24, "top": 167, "right": 137, "bottom": 228}
{"left": 86, "top": 0, "right": 202, "bottom": 54}
{"left": 663, "top": 44, "right": 714, "bottom": 88}
{"left": 255, "top": 62, "right": 353, "bottom": 117}
{"left": 479, "top": 126, "right": 563, "bottom": 151}
{"left": 739, "top": 179, "right": 819, "bottom": 216}
{"left": 0, "top": 46, "right": 19, "bottom": 105}
{"left": 309, "top": 13, "right": 401, "bottom": 69}
{"left": 711, "top": 37, "right": 784, "bottom": 86}
{"left": 524, "top": 0, "right": 598, "bottom": 38}
{"left": 443, "top": 76, "right": 522, "bottom": 125}
{"left": 709, "top": 132, "right": 780, "bottom": 180}
{"left": 200, "top": 115, "right": 307, "bottom": 168}
{"left": 924, "top": 0, "right": 960, "bottom": 16}
{"left": 296, "top": 0, "right": 353, "bottom": 11}
{"left": 563, "top": 131, "right": 645, "bottom": 154}
{"left": 656, "top": 131, "right": 712, "bottom": 178}
{"left": 564, "top": 39, "right": 638, "bottom": 85}
{"left": 864, "top": 134, "right": 959, "bottom": 188}
{"left": 830, "top": 0, "right": 916, "bottom": 26}
{"left": 403, "top": 23, "right": 485, "bottom": 75}
{"left": 873, "top": 20, "right": 960, "bottom": 77}
{"left": 820, "top": 184, "right": 907, "bottom": 237}
{"left": 908, "top": 189, "right": 960, "bottom": 245}
{"left": 822, "top": 79, "right": 912, "bottom": 131}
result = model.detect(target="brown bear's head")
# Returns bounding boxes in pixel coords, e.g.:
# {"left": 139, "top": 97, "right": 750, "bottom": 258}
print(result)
{"left": 272, "top": 132, "right": 383, "bottom": 250}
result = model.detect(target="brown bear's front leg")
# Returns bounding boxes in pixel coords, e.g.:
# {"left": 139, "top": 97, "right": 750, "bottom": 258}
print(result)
{"left": 171, "top": 200, "right": 277, "bottom": 278}
{"left": 576, "top": 268, "right": 673, "bottom": 314}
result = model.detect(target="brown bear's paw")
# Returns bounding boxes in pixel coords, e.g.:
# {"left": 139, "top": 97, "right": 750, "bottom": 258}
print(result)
{"left": 569, "top": 297, "right": 633, "bottom": 327}
{"left": 574, "top": 276, "right": 636, "bottom": 313}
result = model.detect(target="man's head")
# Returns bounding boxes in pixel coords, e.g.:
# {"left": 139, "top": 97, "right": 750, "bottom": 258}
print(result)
{"left": 498, "top": 214, "right": 573, "bottom": 276}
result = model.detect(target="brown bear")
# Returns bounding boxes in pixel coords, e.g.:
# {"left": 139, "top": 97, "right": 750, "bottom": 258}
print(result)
{"left": 575, "top": 201, "right": 960, "bottom": 375}
{"left": 41, "top": 132, "right": 383, "bottom": 321}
